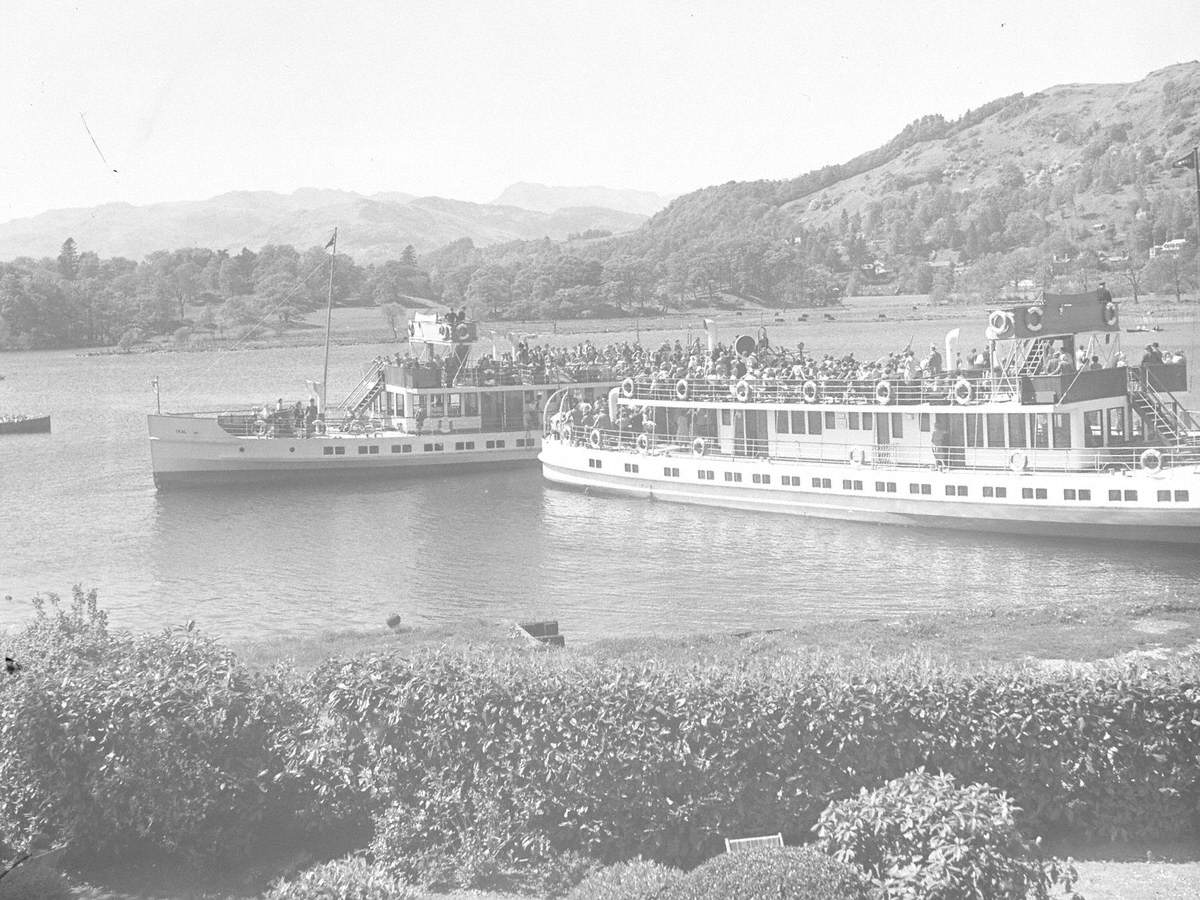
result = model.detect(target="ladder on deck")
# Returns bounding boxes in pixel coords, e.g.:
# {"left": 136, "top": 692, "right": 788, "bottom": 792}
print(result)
{"left": 341, "top": 359, "right": 388, "bottom": 416}
{"left": 1128, "top": 369, "right": 1200, "bottom": 446}
{"left": 1017, "top": 338, "right": 1052, "bottom": 377}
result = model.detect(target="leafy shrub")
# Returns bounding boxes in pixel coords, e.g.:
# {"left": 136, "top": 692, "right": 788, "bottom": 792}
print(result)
{"left": 665, "top": 846, "right": 869, "bottom": 900}
{"left": 262, "top": 855, "right": 419, "bottom": 900}
{"left": 565, "top": 858, "right": 682, "bottom": 900}
{"left": 0, "top": 863, "right": 73, "bottom": 900}
{"left": 815, "top": 769, "right": 1079, "bottom": 899}
{"left": 0, "top": 590, "right": 306, "bottom": 863}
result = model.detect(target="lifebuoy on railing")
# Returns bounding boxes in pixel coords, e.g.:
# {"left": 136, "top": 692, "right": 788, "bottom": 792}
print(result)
{"left": 454, "top": 323, "right": 471, "bottom": 341}
{"left": 620, "top": 377, "right": 635, "bottom": 398}
{"left": 1009, "top": 451, "right": 1028, "bottom": 473}
{"left": 588, "top": 428, "right": 602, "bottom": 449}
{"left": 254, "top": 420, "right": 268, "bottom": 436}
{"left": 1025, "top": 305, "right": 1044, "bottom": 333}
{"left": 875, "top": 380, "right": 892, "bottom": 406}
{"left": 1140, "top": 448, "right": 1163, "bottom": 472}
{"left": 953, "top": 378, "right": 974, "bottom": 405}
{"left": 675, "top": 378, "right": 689, "bottom": 401}
{"left": 1103, "top": 301, "right": 1119, "bottom": 327}
{"left": 848, "top": 446, "right": 868, "bottom": 467}
{"left": 636, "top": 433, "right": 650, "bottom": 453}
{"left": 734, "top": 380, "right": 752, "bottom": 403}
{"left": 802, "top": 380, "right": 818, "bottom": 403}
{"left": 438, "top": 324, "right": 451, "bottom": 340}
{"left": 692, "top": 437, "right": 706, "bottom": 456}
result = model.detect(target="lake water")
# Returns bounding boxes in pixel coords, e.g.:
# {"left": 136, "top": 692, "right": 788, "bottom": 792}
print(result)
{"left": 2, "top": 324, "right": 1199, "bottom": 644}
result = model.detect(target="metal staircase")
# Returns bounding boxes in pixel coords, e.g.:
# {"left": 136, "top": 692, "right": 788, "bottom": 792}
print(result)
{"left": 1017, "top": 338, "right": 1053, "bottom": 377}
{"left": 340, "top": 358, "right": 388, "bottom": 416}
{"left": 1128, "top": 369, "right": 1200, "bottom": 446}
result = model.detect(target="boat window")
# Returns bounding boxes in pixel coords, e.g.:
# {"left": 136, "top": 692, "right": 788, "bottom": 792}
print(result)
{"left": 791, "top": 411, "right": 807, "bottom": 434}
{"left": 588, "top": 458, "right": 602, "bottom": 469}
{"left": 358, "top": 446, "right": 369, "bottom": 455}
{"left": 848, "top": 412, "right": 860, "bottom": 430}
{"left": 334, "top": 446, "right": 345, "bottom": 455}
{"left": 807, "top": 411, "right": 822, "bottom": 435}
{"left": 910, "top": 483, "right": 921, "bottom": 495}
{"left": 725, "top": 472, "right": 743, "bottom": 483}
{"left": 1105, "top": 407, "right": 1124, "bottom": 445}
{"left": 1031, "top": 414, "right": 1049, "bottom": 449}
{"left": 862, "top": 412, "right": 873, "bottom": 430}
{"left": 505, "top": 391, "right": 524, "bottom": 429}
{"left": 776, "top": 411, "right": 790, "bottom": 434}
{"left": 1084, "top": 411, "right": 1103, "bottom": 448}
{"left": 986, "top": 414, "right": 1005, "bottom": 448}
{"left": 984, "top": 486, "right": 994, "bottom": 497}
{"left": 1158, "top": 490, "right": 1171, "bottom": 502}
{"left": 1176, "top": 490, "right": 1189, "bottom": 502}
{"left": 625, "top": 463, "right": 639, "bottom": 473}
{"left": 824, "top": 411, "right": 835, "bottom": 430}
{"left": 1007, "top": 413, "right": 1026, "bottom": 448}
{"left": 1022, "top": 488, "right": 1034, "bottom": 499}
{"left": 890, "top": 413, "right": 904, "bottom": 439}
{"left": 1124, "top": 490, "right": 1137, "bottom": 501}
{"left": 323, "top": 447, "right": 334, "bottom": 456}
{"left": 1079, "top": 489, "right": 1090, "bottom": 500}
{"left": 464, "top": 394, "right": 479, "bottom": 416}
{"left": 965, "top": 414, "right": 983, "bottom": 448}
{"left": 666, "top": 467, "right": 680, "bottom": 477}
{"left": 1065, "top": 489, "right": 1077, "bottom": 500}
{"left": 448, "top": 394, "right": 462, "bottom": 416}
{"left": 1052, "top": 414, "right": 1071, "bottom": 449}
{"left": 429, "top": 394, "right": 446, "bottom": 416}
{"left": 919, "top": 413, "right": 930, "bottom": 432}
{"left": 995, "top": 487, "right": 1006, "bottom": 498}
{"left": 1109, "top": 489, "right": 1121, "bottom": 501}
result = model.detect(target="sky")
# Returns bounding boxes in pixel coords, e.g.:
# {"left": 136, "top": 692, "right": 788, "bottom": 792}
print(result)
{"left": 1, "top": 0, "right": 1198, "bottom": 223}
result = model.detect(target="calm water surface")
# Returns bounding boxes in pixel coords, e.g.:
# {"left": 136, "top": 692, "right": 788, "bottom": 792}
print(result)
{"left": 2, "top": 337, "right": 1198, "bottom": 643}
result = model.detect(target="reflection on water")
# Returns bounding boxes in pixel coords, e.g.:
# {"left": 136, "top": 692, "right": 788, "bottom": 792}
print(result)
{"left": 2, "top": 344, "right": 1198, "bottom": 641}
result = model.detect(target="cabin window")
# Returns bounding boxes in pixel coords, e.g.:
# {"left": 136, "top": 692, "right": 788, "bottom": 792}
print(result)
{"left": 1176, "top": 490, "right": 1190, "bottom": 502}
{"left": 1108, "top": 489, "right": 1121, "bottom": 501}
{"left": 1052, "top": 414, "right": 1071, "bottom": 449}
{"left": 815, "top": 477, "right": 826, "bottom": 488}
{"left": 448, "top": 394, "right": 462, "bottom": 416}
{"left": 1158, "top": 490, "right": 1171, "bottom": 502}
{"left": 495, "top": 440, "right": 505, "bottom": 448}
{"left": 721, "top": 410, "right": 732, "bottom": 426}
{"left": 1065, "top": 489, "right": 1076, "bottom": 500}
{"left": 907, "top": 482, "right": 919, "bottom": 494}
{"left": 807, "top": 411, "right": 822, "bottom": 434}
{"left": 1007, "top": 414, "right": 1027, "bottom": 448}
{"left": 995, "top": 487, "right": 1006, "bottom": 498}
{"left": 1106, "top": 408, "right": 1125, "bottom": 445}
{"left": 665, "top": 467, "right": 680, "bottom": 477}
{"left": 725, "top": 471, "right": 742, "bottom": 483}
{"left": 965, "top": 414, "right": 983, "bottom": 448}
{"left": 334, "top": 446, "right": 345, "bottom": 455}
{"left": 323, "top": 447, "right": 334, "bottom": 456}
{"left": 862, "top": 412, "right": 873, "bottom": 430}
{"left": 824, "top": 411, "right": 836, "bottom": 430}
{"left": 588, "top": 458, "right": 602, "bottom": 469}
{"left": 463, "top": 394, "right": 479, "bottom": 416}
{"left": 1079, "top": 489, "right": 1090, "bottom": 500}
{"left": 1022, "top": 488, "right": 1034, "bottom": 499}
{"left": 625, "top": 463, "right": 639, "bottom": 473}
{"left": 986, "top": 414, "right": 1005, "bottom": 448}
{"left": 1084, "top": 410, "right": 1103, "bottom": 448}
{"left": 753, "top": 473, "right": 770, "bottom": 484}
{"left": 984, "top": 486, "right": 994, "bottom": 497}
{"left": 890, "top": 413, "right": 903, "bottom": 438}
{"left": 1031, "top": 414, "right": 1049, "bottom": 449}
{"left": 919, "top": 413, "right": 930, "bottom": 432}
{"left": 848, "top": 412, "right": 860, "bottom": 430}
{"left": 429, "top": 394, "right": 446, "bottom": 416}
{"left": 776, "top": 411, "right": 790, "bottom": 434}
{"left": 791, "top": 411, "right": 807, "bottom": 434}
{"left": 1124, "top": 490, "right": 1138, "bottom": 501}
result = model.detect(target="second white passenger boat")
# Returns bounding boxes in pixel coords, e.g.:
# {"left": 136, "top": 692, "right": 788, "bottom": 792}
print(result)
{"left": 539, "top": 291, "right": 1200, "bottom": 544}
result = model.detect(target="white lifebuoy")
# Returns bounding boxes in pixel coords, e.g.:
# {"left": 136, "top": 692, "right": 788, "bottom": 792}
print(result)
{"left": 254, "top": 420, "right": 268, "bottom": 436}
{"left": 1140, "top": 448, "right": 1163, "bottom": 472}
{"left": 313, "top": 420, "right": 326, "bottom": 436}
{"left": 953, "top": 378, "right": 974, "bottom": 405}
{"left": 848, "top": 446, "right": 868, "bottom": 467}
{"left": 1103, "top": 301, "right": 1118, "bottom": 327}
{"left": 454, "top": 323, "right": 471, "bottom": 341}
{"left": 1025, "top": 305, "right": 1044, "bottom": 333}
{"left": 875, "top": 380, "right": 892, "bottom": 405}
{"left": 802, "top": 380, "right": 818, "bottom": 403}
{"left": 636, "top": 433, "right": 650, "bottom": 453}
{"left": 1009, "top": 451, "right": 1028, "bottom": 473}
{"left": 692, "top": 437, "right": 706, "bottom": 457}
{"left": 675, "top": 378, "right": 689, "bottom": 401}
{"left": 620, "top": 377, "right": 635, "bottom": 398}
{"left": 438, "top": 324, "right": 451, "bottom": 340}
{"left": 588, "top": 428, "right": 602, "bottom": 449}
{"left": 988, "top": 309, "right": 1007, "bottom": 333}
{"left": 734, "top": 380, "right": 752, "bottom": 403}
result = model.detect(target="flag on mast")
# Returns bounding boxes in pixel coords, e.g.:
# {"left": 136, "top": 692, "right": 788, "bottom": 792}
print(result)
{"left": 324, "top": 229, "right": 337, "bottom": 249}
{"left": 1171, "top": 148, "right": 1198, "bottom": 170}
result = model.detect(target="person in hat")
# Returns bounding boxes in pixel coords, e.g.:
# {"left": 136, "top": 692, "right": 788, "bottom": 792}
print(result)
{"left": 926, "top": 343, "right": 943, "bottom": 377}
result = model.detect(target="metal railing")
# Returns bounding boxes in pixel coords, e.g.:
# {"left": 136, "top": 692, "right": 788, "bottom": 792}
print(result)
{"left": 544, "top": 425, "right": 1200, "bottom": 473}
{"left": 621, "top": 374, "right": 1019, "bottom": 407}
{"left": 386, "top": 360, "right": 631, "bottom": 389}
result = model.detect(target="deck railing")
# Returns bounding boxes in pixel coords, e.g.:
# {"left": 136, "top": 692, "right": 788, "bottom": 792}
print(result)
{"left": 547, "top": 425, "right": 1200, "bottom": 474}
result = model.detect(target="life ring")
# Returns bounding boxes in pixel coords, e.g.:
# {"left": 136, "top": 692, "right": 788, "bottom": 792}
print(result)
{"left": 588, "top": 428, "right": 602, "bottom": 449}
{"left": 734, "top": 380, "right": 752, "bottom": 403}
{"left": 802, "top": 380, "right": 818, "bottom": 403}
{"left": 1140, "top": 448, "right": 1162, "bottom": 472}
{"left": 636, "top": 433, "right": 650, "bottom": 453}
{"left": 454, "top": 323, "right": 471, "bottom": 341}
{"left": 953, "top": 378, "right": 974, "bottom": 405}
{"left": 675, "top": 378, "right": 689, "bottom": 401}
{"left": 848, "top": 446, "right": 868, "bottom": 467}
{"left": 620, "top": 377, "right": 636, "bottom": 398}
{"left": 692, "top": 437, "right": 706, "bottom": 457}
{"left": 254, "top": 420, "right": 268, "bottom": 436}
{"left": 313, "top": 420, "right": 326, "bottom": 436}
{"left": 1025, "top": 305, "right": 1044, "bottom": 333}
{"left": 875, "top": 380, "right": 892, "bottom": 405}
{"left": 1009, "top": 451, "right": 1028, "bottom": 473}
{"left": 1103, "top": 301, "right": 1118, "bottom": 327}
{"left": 438, "top": 324, "right": 451, "bottom": 340}
{"left": 988, "top": 309, "right": 1008, "bottom": 333}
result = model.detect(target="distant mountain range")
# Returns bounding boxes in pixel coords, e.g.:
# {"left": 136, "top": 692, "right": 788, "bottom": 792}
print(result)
{"left": 0, "top": 185, "right": 659, "bottom": 264}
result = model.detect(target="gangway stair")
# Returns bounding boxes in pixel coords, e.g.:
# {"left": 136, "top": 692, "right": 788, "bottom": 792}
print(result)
{"left": 341, "top": 358, "right": 388, "bottom": 417}
{"left": 1128, "top": 370, "right": 1200, "bottom": 447}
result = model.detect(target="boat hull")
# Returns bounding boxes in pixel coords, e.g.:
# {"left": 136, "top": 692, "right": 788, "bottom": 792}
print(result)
{"left": 0, "top": 415, "right": 50, "bottom": 435}
{"left": 149, "top": 414, "right": 542, "bottom": 489}
{"left": 539, "top": 442, "right": 1200, "bottom": 545}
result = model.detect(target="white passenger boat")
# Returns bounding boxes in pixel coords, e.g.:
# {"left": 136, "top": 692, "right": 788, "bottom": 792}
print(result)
{"left": 149, "top": 234, "right": 616, "bottom": 488}
{"left": 539, "top": 292, "right": 1200, "bottom": 544}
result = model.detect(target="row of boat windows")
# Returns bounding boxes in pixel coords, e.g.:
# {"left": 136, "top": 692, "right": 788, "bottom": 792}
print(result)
{"left": 768, "top": 408, "right": 1075, "bottom": 449}
{"left": 318, "top": 438, "right": 536, "bottom": 456}
{"left": 587, "top": 459, "right": 1190, "bottom": 503}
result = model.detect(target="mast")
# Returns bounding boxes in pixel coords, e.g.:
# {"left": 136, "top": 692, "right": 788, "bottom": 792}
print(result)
{"left": 320, "top": 228, "right": 337, "bottom": 412}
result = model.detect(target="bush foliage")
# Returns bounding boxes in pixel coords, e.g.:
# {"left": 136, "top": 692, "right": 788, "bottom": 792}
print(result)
{"left": 815, "top": 769, "right": 1079, "bottom": 899}
{"left": 262, "top": 855, "right": 420, "bottom": 900}
{"left": 665, "top": 846, "right": 870, "bottom": 900}
{"left": 565, "top": 858, "right": 682, "bottom": 900}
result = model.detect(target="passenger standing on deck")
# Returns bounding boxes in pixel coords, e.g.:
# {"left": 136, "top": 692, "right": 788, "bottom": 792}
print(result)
{"left": 304, "top": 399, "right": 318, "bottom": 436}
{"left": 926, "top": 344, "right": 943, "bottom": 377}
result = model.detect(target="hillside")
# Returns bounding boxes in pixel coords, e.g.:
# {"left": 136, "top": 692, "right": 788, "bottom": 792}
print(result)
{"left": 492, "top": 182, "right": 675, "bottom": 216}
{"left": 0, "top": 189, "right": 647, "bottom": 264}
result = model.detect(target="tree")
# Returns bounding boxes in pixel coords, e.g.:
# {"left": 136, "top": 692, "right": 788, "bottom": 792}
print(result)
{"left": 1115, "top": 252, "right": 1147, "bottom": 304}
{"left": 381, "top": 302, "right": 403, "bottom": 340}
{"left": 57, "top": 238, "right": 79, "bottom": 280}
{"left": 400, "top": 244, "right": 417, "bottom": 267}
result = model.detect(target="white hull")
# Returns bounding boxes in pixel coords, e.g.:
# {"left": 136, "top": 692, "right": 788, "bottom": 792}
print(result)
{"left": 149, "top": 414, "right": 542, "bottom": 488}
{"left": 539, "top": 441, "right": 1200, "bottom": 544}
